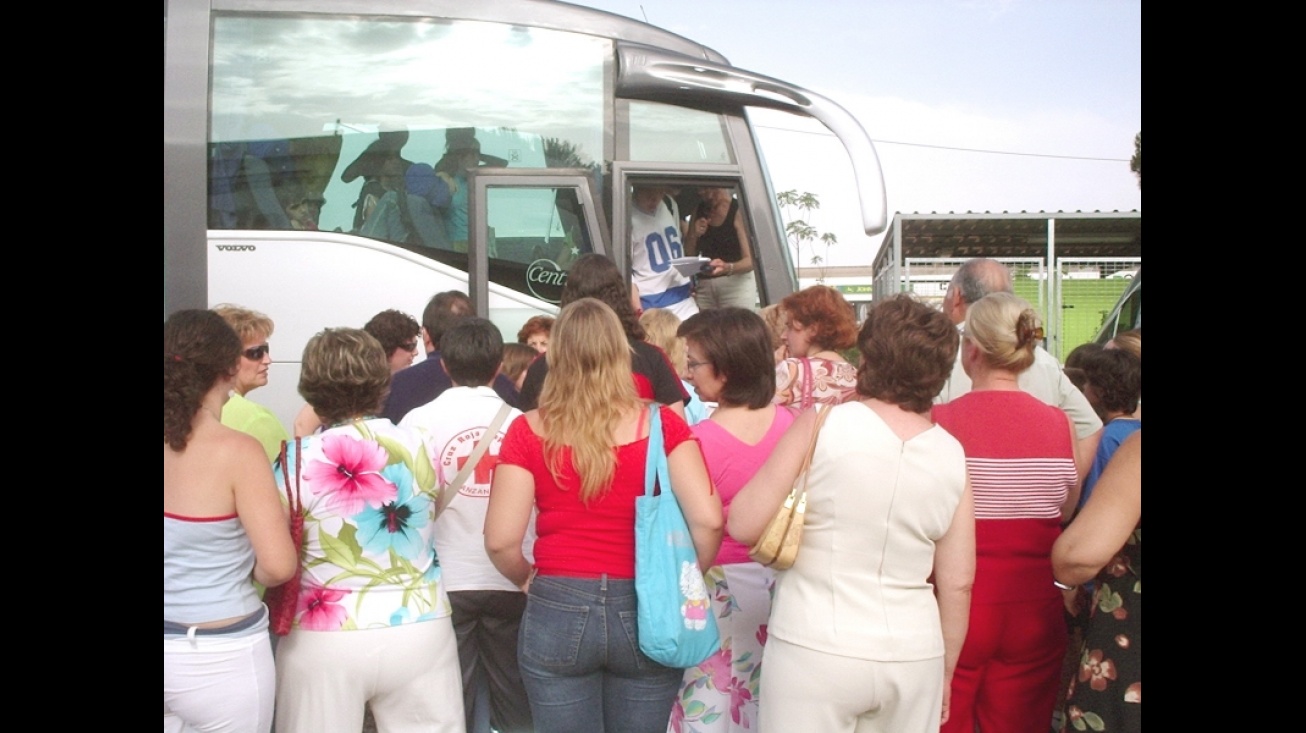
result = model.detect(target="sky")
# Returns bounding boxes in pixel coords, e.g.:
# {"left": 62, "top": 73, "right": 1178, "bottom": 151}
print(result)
{"left": 574, "top": 0, "right": 1142, "bottom": 269}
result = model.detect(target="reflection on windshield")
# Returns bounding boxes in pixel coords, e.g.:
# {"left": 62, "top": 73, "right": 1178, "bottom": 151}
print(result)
{"left": 209, "top": 15, "right": 608, "bottom": 235}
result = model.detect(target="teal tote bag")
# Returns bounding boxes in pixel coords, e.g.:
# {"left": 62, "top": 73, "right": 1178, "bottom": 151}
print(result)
{"left": 634, "top": 405, "right": 721, "bottom": 668}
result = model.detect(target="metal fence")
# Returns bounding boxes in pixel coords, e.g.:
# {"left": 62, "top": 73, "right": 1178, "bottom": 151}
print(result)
{"left": 896, "top": 256, "right": 1140, "bottom": 360}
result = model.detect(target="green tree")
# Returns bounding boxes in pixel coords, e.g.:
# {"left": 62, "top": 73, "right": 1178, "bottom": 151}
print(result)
{"left": 1130, "top": 132, "right": 1141, "bottom": 189}
{"left": 777, "top": 190, "right": 838, "bottom": 281}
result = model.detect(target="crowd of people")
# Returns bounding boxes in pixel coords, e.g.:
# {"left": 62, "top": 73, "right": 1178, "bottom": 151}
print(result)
{"left": 165, "top": 255, "right": 1140, "bottom": 733}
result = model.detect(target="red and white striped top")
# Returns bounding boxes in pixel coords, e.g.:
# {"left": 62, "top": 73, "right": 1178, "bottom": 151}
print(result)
{"left": 933, "top": 390, "right": 1077, "bottom": 603}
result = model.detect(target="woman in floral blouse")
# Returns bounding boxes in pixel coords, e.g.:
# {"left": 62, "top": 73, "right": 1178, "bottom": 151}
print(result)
{"left": 772, "top": 286, "right": 859, "bottom": 410}
{"left": 1054, "top": 432, "right": 1141, "bottom": 732}
{"left": 273, "top": 328, "right": 462, "bottom": 733}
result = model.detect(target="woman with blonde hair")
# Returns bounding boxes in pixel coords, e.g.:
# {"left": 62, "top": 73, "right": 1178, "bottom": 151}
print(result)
{"left": 486, "top": 297, "right": 723, "bottom": 733}
{"left": 517, "top": 254, "right": 688, "bottom": 417}
{"left": 932, "top": 292, "right": 1081, "bottom": 733}
{"left": 273, "top": 328, "right": 464, "bottom": 733}
{"left": 773, "top": 285, "right": 859, "bottom": 410}
{"left": 164, "top": 309, "right": 296, "bottom": 733}
{"left": 640, "top": 307, "right": 710, "bottom": 424}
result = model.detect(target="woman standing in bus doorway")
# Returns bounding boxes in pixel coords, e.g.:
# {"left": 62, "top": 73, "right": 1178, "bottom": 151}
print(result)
{"left": 685, "top": 188, "right": 758, "bottom": 310}
{"left": 164, "top": 309, "right": 297, "bottom": 733}
{"left": 485, "top": 298, "right": 723, "bottom": 733}
{"left": 932, "top": 293, "right": 1081, "bottom": 733}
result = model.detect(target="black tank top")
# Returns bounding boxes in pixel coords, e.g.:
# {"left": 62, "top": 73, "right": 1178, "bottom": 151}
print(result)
{"left": 697, "top": 200, "right": 743, "bottom": 263}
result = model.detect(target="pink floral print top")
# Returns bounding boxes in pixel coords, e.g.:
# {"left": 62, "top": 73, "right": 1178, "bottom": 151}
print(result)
{"left": 772, "top": 356, "right": 858, "bottom": 410}
{"left": 274, "top": 418, "right": 449, "bottom": 631}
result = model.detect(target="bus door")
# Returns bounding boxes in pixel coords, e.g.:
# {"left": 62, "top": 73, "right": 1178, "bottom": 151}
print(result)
{"left": 612, "top": 164, "right": 788, "bottom": 310}
{"left": 466, "top": 168, "right": 610, "bottom": 333}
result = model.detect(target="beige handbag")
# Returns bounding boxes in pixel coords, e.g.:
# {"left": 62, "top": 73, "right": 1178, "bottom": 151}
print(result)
{"left": 748, "top": 404, "right": 831, "bottom": 570}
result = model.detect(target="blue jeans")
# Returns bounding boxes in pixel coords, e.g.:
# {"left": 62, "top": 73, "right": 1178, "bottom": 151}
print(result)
{"left": 518, "top": 575, "right": 682, "bottom": 733}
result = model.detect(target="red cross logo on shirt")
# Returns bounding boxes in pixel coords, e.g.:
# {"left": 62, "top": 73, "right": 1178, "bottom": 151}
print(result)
{"left": 456, "top": 451, "right": 500, "bottom": 485}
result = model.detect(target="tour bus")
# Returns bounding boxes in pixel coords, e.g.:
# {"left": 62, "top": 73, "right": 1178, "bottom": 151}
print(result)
{"left": 164, "top": 0, "right": 888, "bottom": 426}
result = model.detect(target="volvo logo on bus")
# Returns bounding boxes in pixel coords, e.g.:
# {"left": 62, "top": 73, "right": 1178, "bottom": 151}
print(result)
{"left": 216, "top": 245, "right": 257, "bottom": 252}
{"left": 525, "top": 259, "right": 566, "bottom": 303}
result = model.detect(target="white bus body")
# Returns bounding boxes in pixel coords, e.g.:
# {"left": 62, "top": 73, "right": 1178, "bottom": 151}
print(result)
{"left": 164, "top": 0, "right": 888, "bottom": 426}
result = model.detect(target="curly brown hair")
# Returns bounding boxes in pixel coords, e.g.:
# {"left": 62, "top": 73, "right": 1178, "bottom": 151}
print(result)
{"left": 560, "top": 254, "right": 644, "bottom": 341}
{"left": 517, "top": 315, "right": 555, "bottom": 345}
{"left": 164, "top": 310, "right": 240, "bottom": 450}
{"left": 855, "top": 294, "right": 958, "bottom": 413}
{"left": 363, "top": 309, "right": 420, "bottom": 357}
{"left": 298, "top": 328, "right": 392, "bottom": 425}
{"left": 781, "top": 285, "right": 857, "bottom": 352}
{"left": 1080, "top": 348, "right": 1141, "bottom": 416}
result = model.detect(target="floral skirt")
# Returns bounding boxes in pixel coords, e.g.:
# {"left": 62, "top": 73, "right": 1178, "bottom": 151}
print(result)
{"left": 669, "top": 562, "right": 774, "bottom": 733}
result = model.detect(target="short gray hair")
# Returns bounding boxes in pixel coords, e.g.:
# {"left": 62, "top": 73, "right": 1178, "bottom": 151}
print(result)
{"left": 950, "top": 258, "right": 1013, "bottom": 304}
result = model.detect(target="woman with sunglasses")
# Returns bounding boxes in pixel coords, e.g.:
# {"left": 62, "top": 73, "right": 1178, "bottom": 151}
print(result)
{"left": 164, "top": 309, "right": 297, "bottom": 732}
{"left": 213, "top": 304, "right": 290, "bottom": 461}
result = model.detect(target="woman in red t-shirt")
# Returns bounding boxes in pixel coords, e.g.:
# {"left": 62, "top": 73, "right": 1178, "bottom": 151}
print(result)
{"left": 485, "top": 297, "right": 723, "bottom": 733}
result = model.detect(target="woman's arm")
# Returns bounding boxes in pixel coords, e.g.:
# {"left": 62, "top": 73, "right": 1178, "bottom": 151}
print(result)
{"left": 683, "top": 214, "right": 707, "bottom": 257}
{"left": 771, "top": 359, "right": 801, "bottom": 407}
{"left": 485, "top": 463, "right": 536, "bottom": 588}
{"left": 667, "top": 440, "right": 723, "bottom": 571}
{"left": 933, "top": 477, "right": 976, "bottom": 726}
{"left": 728, "top": 205, "right": 754, "bottom": 274}
{"left": 1053, "top": 431, "right": 1141, "bottom": 587}
{"left": 727, "top": 407, "right": 819, "bottom": 545}
{"left": 1061, "top": 419, "right": 1085, "bottom": 519}
{"left": 293, "top": 404, "right": 322, "bottom": 438}
{"left": 233, "top": 437, "right": 297, "bottom": 588}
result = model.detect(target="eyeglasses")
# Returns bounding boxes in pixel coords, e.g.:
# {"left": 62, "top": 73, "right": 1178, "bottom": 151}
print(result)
{"left": 242, "top": 344, "right": 270, "bottom": 360}
{"left": 401, "top": 340, "right": 419, "bottom": 353}
{"left": 685, "top": 359, "right": 711, "bottom": 371}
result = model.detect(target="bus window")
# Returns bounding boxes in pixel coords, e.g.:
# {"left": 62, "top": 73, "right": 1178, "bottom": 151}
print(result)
{"left": 628, "top": 101, "right": 734, "bottom": 164}
{"left": 208, "top": 14, "right": 608, "bottom": 240}
{"left": 485, "top": 185, "right": 595, "bottom": 304}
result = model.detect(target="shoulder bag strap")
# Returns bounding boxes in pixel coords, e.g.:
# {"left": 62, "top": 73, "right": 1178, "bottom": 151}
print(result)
{"left": 644, "top": 405, "right": 663, "bottom": 497}
{"left": 800, "top": 357, "right": 815, "bottom": 409}
{"left": 279, "top": 438, "right": 302, "bottom": 517}
{"left": 794, "top": 404, "right": 832, "bottom": 499}
{"left": 435, "top": 403, "right": 514, "bottom": 518}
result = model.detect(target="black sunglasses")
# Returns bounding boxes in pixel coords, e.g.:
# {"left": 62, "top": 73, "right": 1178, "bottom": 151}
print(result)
{"left": 243, "top": 344, "right": 270, "bottom": 360}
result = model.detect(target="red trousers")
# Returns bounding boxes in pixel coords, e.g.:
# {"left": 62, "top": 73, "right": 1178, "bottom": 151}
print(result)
{"left": 942, "top": 594, "right": 1066, "bottom": 733}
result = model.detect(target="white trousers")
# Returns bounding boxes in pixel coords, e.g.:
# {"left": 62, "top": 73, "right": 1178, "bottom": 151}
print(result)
{"left": 163, "top": 616, "right": 275, "bottom": 733}
{"left": 759, "top": 637, "right": 943, "bottom": 733}
{"left": 275, "top": 618, "right": 465, "bottom": 733}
